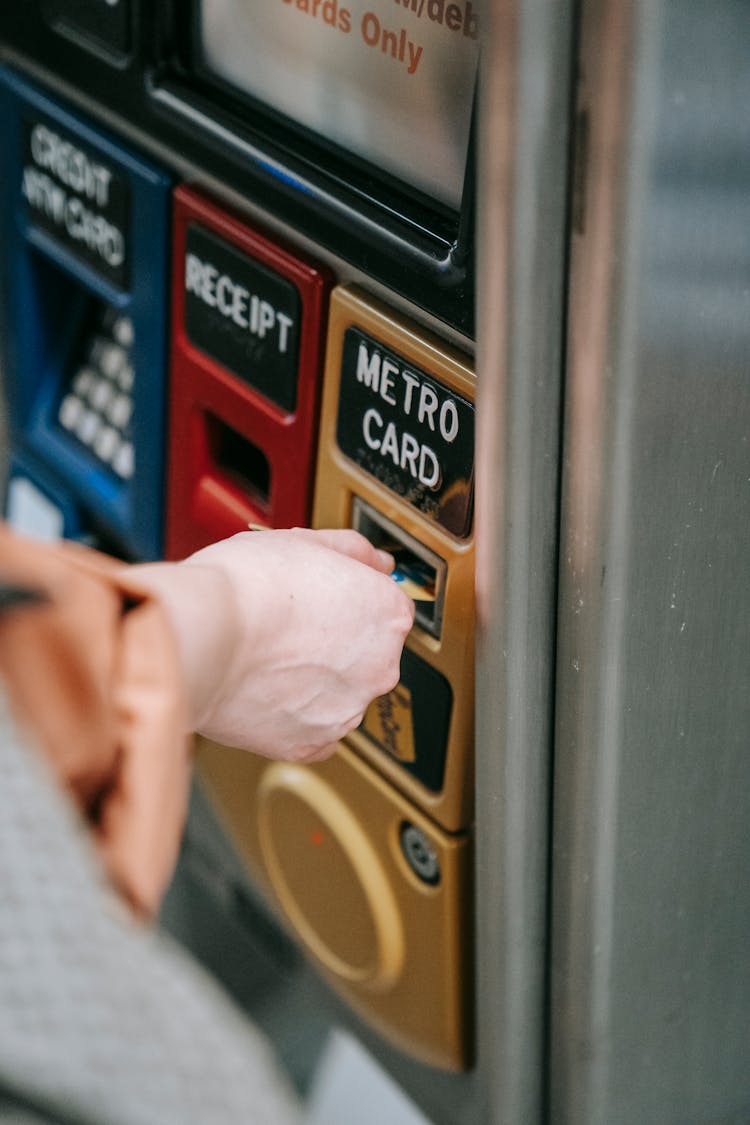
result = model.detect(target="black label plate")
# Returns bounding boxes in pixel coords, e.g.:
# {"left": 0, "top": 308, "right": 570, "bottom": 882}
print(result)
{"left": 21, "top": 116, "right": 130, "bottom": 289}
{"left": 336, "top": 327, "right": 474, "bottom": 537}
{"left": 361, "top": 647, "right": 453, "bottom": 792}
{"left": 42, "top": 0, "right": 132, "bottom": 56}
{"left": 184, "top": 224, "right": 302, "bottom": 413}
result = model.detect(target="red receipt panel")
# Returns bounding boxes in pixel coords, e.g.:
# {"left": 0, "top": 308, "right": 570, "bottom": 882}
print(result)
{"left": 166, "top": 186, "right": 331, "bottom": 558}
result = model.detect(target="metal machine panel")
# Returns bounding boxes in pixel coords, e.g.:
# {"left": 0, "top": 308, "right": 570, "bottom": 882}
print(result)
{"left": 313, "top": 285, "right": 475, "bottom": 833}
{"left": 0, "top": 66, "right": 171, "bottom": 560}
{"left": 551, "top": 1, "right": 750, "bottom": 1122}
{"left": 0, "top": 1, "right": 577, "bottom": 1121}
{"left": 165, "top": 185, "right": 331, "bottom": 556}
{"left": 195, "top": 735, "right": 472, "bottom": 1072}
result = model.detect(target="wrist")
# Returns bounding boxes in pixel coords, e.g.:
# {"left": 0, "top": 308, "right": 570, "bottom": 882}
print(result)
{"left": 123, "top": 561, "right": 238, "bottom": 732}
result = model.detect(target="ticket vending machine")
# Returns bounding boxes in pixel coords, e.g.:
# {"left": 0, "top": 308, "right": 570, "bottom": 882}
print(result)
{"left": 3, "top": 3, "right": 749, "bottom": 1125}
{"left": 0, "top": 0, "right": 492, "bottom": 1107}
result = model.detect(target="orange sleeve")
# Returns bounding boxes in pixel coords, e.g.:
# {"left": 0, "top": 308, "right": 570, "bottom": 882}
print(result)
{"left": 0, "top": 523, "right": 192, "bottom": 917}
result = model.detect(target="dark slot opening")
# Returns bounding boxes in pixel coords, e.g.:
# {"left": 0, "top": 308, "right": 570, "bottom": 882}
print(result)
{"left": 207, "top": 415, "right": 271, "bottom": 509}
{"left": 351, "top": 497, "right": 446, "bottom": 639}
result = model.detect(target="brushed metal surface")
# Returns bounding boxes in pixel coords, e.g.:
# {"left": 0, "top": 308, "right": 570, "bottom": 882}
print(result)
{"left": 551, "top": 1, "right": 750, "bottom": 1121}
{"left": 474, "top": 0, "right": 572, "bottom": 1121}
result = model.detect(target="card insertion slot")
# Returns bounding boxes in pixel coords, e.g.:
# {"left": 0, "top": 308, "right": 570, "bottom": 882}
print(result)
{"left": 351, "top": 497, "right": 446, "bottom": 639}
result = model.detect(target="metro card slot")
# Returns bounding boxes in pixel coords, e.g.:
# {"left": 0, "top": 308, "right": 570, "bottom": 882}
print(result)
{"left": 390, "top": 549, "right": 437, "bottom": 604}
{"left": 351, "top": 496, "right": 446, "bottom": 639}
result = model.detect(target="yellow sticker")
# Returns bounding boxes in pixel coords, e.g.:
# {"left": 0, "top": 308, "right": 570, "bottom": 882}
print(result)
{"left": 362, "top": 683, "right": 416, "bottom": 763}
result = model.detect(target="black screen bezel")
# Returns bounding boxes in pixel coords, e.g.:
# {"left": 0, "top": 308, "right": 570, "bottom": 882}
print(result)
{"left": 149, "top": 0, "right": 476, "bottom": 334}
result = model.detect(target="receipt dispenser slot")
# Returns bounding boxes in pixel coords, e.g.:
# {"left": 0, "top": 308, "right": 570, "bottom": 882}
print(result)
{"left": 0, "top": 67, "right": 171, "bottom": 559}
{"left": 206, "top": 414, "right": 271, "bottom": 509}
{"left": 165, "top": 186, "right": 331, "bottom": 558}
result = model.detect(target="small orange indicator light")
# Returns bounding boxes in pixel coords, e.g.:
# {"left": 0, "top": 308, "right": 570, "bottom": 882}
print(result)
{"left": 310, "top": 829, "right": 325, "bottom": 847}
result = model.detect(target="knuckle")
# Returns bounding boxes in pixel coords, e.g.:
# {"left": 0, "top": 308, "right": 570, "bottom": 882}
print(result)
{"left": 374, "top": 657, "right": 401, "bottom": 697}
{"left": 344, "top": 528, "right": 370, "bottom": 555}
{"left": 294, "top": 740, "right": 339, "bottom": 764}
{"left": 395, "top": 600, "right": 415, "bottom": 634}
{"left": 287, "top": 741, "right": 323, "bottom": 763}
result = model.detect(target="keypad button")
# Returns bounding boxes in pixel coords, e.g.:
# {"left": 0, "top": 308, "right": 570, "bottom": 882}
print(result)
{"left": 112, "top": 316, "right": 134, "bottom": 349}
{"left": 90, "top": 378, "right": 114, "bottom": 413}
{"left": 117, "top": 363, "right": 135, "bottom": 394}
{"left": 76, "top": 409, "right": 101, "bottom": 446}
{"left": 59, "top": 394, "right": 83, "bottom": 431}
{"left": 107, "top": 393, "right": 132, "bottom": 430}
{"left": 93, "top": 426, "right": 120, "bottom": 463}
{"left": 73, "top": 367, "right": 95, "bottom": 398}
{"left": 96, "top": 340, "right": 126, "bottom": 379}
{"left": 113, "top": 441, "right": 134, "bottom": 480}
{"left": 57, "top": 303, "right": 136, "bottom": 476}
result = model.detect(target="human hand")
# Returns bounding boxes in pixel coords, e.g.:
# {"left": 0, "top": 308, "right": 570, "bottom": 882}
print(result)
{"left": 131, "top": 528, "right": 414, "bottom": 761}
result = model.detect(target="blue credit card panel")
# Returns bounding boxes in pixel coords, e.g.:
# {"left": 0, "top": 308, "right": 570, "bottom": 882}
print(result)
{"left": 5, "top": 452, "right": 87, "bottom": 544}
{"left": 0, "top": 67, "right": 171, "bottom": 559}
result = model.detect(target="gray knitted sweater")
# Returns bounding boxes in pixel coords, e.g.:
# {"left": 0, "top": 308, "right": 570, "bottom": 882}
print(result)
{"left": 0, "top": 687, "right": 301, "bottom": 1125}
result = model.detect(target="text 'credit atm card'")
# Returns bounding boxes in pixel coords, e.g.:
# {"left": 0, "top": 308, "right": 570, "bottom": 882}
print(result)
{"left": 389, "top": 547, "right": 436, "bottom": 602}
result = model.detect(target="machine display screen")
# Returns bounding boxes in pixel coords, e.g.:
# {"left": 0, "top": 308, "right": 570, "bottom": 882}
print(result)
{"left": 197, "top": 0, "right": 479, "bottom": 209}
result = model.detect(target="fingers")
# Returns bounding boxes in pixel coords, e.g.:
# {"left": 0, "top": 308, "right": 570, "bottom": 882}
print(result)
{"left": 157, "top": 526, "right": 415, "bottom": 764}
{"left": 198, "top": 527, "right": 395, "bottom": 575}
{"left": 291, "top": 527, "right": 395, "bottom": 574}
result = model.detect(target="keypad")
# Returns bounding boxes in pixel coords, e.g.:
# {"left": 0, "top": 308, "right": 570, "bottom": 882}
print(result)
{"left": 57, "top": 308, "right": 135, "bottom": 480}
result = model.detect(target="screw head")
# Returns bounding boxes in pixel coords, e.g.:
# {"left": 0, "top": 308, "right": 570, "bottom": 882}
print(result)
{"left": 400, "top": 822, "right": 441, "bottom": 885}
